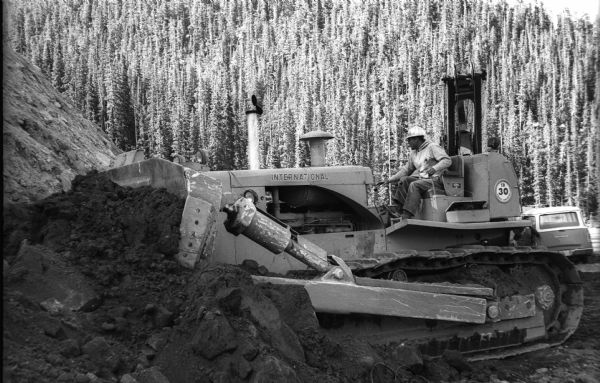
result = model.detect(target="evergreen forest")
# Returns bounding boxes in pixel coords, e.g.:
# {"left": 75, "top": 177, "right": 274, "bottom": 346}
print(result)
{"left": 6, "top": 0, "right": 600, "bottom": 216}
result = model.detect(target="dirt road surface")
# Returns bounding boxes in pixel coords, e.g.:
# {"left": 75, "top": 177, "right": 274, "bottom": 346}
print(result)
{"left": 466, "top": 266, "right": 600, "bottom": 383}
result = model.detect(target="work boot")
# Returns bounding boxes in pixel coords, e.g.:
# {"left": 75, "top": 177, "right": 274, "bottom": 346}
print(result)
{"left": 399, "top": 210, "right": 413, "bottom": 220}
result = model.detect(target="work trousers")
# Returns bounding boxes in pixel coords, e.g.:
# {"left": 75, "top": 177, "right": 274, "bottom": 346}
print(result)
{"left": 392, "top": 176, "right": 445, "bottom": 216}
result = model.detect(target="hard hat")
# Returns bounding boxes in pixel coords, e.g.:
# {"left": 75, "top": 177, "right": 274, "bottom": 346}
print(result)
{"left": 406, "top": 126, "right": 426, "bottom": 139}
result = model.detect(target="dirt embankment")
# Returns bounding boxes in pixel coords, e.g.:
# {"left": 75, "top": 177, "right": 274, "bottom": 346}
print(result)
{"left": 3, "top": 171, "right": 600, "bottom": 383}
{"left": 2, "top": 45, "right": 120, "bottom": 205}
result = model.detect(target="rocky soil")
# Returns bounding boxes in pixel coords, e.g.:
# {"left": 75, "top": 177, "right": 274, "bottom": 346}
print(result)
{"left": 3, "top": 171, "right": 600, "bottom": 383}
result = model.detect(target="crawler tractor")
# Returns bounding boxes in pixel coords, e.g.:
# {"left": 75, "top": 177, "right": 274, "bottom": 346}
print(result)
{"left": 107, "top": 72, "right": 583, "bottom": 360}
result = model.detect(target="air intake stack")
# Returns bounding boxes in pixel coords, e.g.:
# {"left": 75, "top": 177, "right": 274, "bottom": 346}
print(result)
{"left": 246, "top": 95, "right": 263, "bottom": 170}
{"left": 299, "top": 131, "right": 334, "bottom": 167}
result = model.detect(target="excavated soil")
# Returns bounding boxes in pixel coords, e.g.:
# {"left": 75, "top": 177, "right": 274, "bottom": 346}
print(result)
{"left": 3, "top": 171, "right": 600, "bottom": 383}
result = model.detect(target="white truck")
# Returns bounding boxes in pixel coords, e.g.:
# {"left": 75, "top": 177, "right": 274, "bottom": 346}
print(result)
{"left": 521, "top": 206, "right": 594, "bottom": 262}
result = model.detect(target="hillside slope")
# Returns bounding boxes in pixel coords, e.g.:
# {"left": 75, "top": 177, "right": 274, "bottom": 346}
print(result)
{"left": 2, "top": 46, "right": 120, "bottom": 204}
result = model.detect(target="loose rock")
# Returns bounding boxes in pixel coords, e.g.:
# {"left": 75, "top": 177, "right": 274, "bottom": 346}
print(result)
{"left": 233, "top": 356, "right": 253, "bottom": 379}
{"left": 120, "top": 374, "right": 138, "bottom": 383}
{"left": 575, "top": 372, "right": 598, "bottom": 383}
{"left": 38, "top": 315, "right": 67, "bottom": 339}
{"left": 146, "top": 333, "right": 167, "bottom": 351}
{"left": 190, "top": 313, "right": 238, "bottom": 360}
{"left": 251, "top": 356, "right": 300, "bottom": 383}
{"left": 60, "top": 339, "right": 81, "bottom": 357}
{"left": 40, "top": 298, "right": 65, "bottom": 315}
{"left": 82, "top": 337, "right": 121, "bottom": 373}
{"left": 132, "top": 366, "right": 170, "bottom": 383}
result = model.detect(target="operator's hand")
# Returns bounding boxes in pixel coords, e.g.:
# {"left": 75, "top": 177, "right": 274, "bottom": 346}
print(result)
{"left": 425, "top": 168, "right": 436, "bottom": 176}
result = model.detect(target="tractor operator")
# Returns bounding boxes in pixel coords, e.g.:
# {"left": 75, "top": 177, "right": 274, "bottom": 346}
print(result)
{"left": 377, "top": 126, "right": 451, "bottom": 219}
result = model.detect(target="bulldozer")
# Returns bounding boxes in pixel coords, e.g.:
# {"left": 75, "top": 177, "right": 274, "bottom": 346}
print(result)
{"left": 106, "top": 71, "right": 583, "bottom": 360}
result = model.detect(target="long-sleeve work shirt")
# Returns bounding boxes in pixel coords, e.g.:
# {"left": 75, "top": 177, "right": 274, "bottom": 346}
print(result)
{"left": 388, "top": 140, "right": 451, "bottom": 182}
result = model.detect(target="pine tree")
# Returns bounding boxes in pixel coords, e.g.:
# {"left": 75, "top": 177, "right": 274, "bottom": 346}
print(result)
{"left": 208, "top": 84, "right": 235, "bottom": 170}
{"left": 105, "top": 58, "right": 136, "bottom": 150}
{"left": 51, "top": 40, "right": 66, "bottom": 93}
{"left": 85, "top": 64, "right": 100, "bottom": 124}
{"left": 10, "top": 7, "right": 27, "bottom": 54}
{"left": 40, "top": 30, "right": 53, "bottom": 75}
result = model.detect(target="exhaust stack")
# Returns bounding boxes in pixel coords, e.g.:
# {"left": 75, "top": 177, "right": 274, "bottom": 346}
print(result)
{"left": 246, "top": 95, "right": 263, "bottom": 170}
{"left": 299, "top": 131, "right": 334, "bottom": 167}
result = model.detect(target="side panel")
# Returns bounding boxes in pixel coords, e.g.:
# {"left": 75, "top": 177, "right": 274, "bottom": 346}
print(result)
{"left": 211, "top": 224, "right": 387, "bottom": 273}
{"left": 418, "top": 196, "right": 471, "bottom": 221}
{"left": 305, "top": 230, "right": 387, "bottom": 260}
{"left": 462, "top": 153, "right": 521, "bottom": 220}
{"left": 211, "top": 212, "right": 308, "bottom": 272}
{"left": 386, "top": 225, "right": 509, "bottom": 250}
{"left": 463, "top": 155, "right": 489, "bottom": 202}
{"left": 537, "top": 228, "right": 591, "bottom": 251}
{"left": 486, "top": 153, "right": 521, "bottom": 219}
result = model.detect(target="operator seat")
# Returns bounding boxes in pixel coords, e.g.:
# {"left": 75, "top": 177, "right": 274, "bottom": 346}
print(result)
{"left": 427, "top": 155, "right": 464, "bottom": 197}
{"left": 440, "top": 156, "right": 465, "bottom": 197}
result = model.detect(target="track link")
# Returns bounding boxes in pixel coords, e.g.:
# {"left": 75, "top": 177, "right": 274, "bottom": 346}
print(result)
{"left": 348, "top": 246, "right": 584, "bottom": 359}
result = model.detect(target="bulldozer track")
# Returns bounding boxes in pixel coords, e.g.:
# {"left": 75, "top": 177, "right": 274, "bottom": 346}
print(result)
{"left": 350, "top": 246, "right": 584, "bottom": 360}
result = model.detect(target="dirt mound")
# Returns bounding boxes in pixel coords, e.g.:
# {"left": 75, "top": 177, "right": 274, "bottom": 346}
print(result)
{"left": 3, "top": 171, "right": 190, "bottom": 382}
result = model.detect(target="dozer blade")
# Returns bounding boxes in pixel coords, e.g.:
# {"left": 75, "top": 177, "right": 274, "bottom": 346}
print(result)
{"left": 253, "top": 275, "right": 489, "bottom": 323}
{"left": 106, "top": 158, "right": 222, "bottom": 268}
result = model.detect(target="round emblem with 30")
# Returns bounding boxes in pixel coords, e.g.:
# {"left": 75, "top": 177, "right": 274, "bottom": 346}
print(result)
{"left": 494, "top": 179, "right": 512, "bottom": 203}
